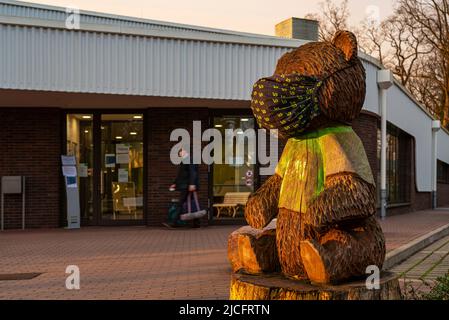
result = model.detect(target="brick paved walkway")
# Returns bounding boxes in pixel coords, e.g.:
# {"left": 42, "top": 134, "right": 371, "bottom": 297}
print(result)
{"left": 391, "top": 235, "right": 449, "bottom": 280}
{"left": 390, "top": 235, "right": 449, "bottom": 298}
{"left": 0, "top": 226, "right": 232, "bottom": 299}
{"left": 0, "top": 209, "right": 448, "bottom": 300}
{"left": 379, "top": 209, "right": 449, "bottom": 251}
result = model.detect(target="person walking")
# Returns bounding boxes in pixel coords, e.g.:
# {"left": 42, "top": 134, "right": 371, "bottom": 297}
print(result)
{"left": 164, "top": 148, "right": 201, "bottom": 228}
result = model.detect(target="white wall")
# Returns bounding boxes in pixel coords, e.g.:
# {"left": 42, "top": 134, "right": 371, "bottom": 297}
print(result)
{"left": 437, "top": 129, "right": 449, "bottom": 166}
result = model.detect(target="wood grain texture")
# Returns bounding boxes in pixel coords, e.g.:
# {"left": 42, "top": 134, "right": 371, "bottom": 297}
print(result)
{"left": 301, "top": 216, "right": 386, "bottom": 284}
{"left": 230, "top": 272, "right": 402, "bottom": 300}
{"left": 244, "top": 174, "right": 282, "bottom": 229}
{"left": 228, "top": 221, "right": 280, "bottom": 274}
{"left": 235, "top": 31, "right": 387, "bottom": 287}
{"left": 303, "top": 173, "right": 376, "bottom": 228}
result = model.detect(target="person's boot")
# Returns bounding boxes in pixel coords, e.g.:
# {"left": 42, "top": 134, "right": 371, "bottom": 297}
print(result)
{"left": 192, "top": 219, "right": 201, "bottom": 228}
{"left": 162, "top": 222, "right": 178, "bottom": 229}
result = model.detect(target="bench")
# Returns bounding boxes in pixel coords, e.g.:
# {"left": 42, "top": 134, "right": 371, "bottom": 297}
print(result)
{"left": 213, "top": 192, "right": 251, "bottom": 218}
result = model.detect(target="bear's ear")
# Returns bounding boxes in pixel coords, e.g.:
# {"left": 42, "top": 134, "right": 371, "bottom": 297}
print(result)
{"left": 332, "top": 30, "right": 358, "bottom": 62}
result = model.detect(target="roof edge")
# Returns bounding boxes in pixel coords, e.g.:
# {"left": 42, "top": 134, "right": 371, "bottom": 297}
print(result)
{"left": 359, "top": 52, "right": 442, "bottom": 124}
{"left": 2, "top": 0, "right": 299, "bottom": 41}
{"left": 0, "top": 13, "right": 306, "bottom": 48}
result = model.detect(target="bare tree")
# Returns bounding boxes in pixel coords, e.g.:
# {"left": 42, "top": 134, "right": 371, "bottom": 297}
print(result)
{"left": 307, "top": 0, "right": 449, "bottom": 126}
{"left": 305, "top": 0, "right": 350, "bottom": 42}
{"left": 386, "top": 14, "right": 431, "bottom": 87}
{"left": 357, "top": 0, "right": 448, "bottom": 126}
{"left": 358, "top": 14, "right": 430, "bottom": 87}
{"left": 397, "top": 0, "right": 449, "bottom": 126}
{"left": 357, "top": 19, "right": 388, "bottom": 66}
{"left": 408, "top": 52, "right": 443, "bottom": 117}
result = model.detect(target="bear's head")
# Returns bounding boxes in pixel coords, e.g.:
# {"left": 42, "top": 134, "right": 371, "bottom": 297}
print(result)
{"left": 251, "top": 30, "right": 366, "bottom": 139}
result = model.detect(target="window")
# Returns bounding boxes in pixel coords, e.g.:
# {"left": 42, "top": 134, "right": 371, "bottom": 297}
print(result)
{"left": 212, "top": 116, "right": 255, "bottom": 219}
{"left": 377, "top": 123, "right": 412, "bottom": 205}
{"left": 100, "top": 114, "right": 144, "bottom": 221}
{"left": 437, "top": 160, "right": 449, "bottom": 184}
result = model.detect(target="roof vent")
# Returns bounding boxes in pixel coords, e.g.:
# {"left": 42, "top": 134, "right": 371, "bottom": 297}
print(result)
{"left": 275, "top": 17, "right": 319, "bottom": 41}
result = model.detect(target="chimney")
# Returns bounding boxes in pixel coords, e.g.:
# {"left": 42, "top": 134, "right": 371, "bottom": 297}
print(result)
{"left": 275, "top": 17, "right": 319, "bottom": 41}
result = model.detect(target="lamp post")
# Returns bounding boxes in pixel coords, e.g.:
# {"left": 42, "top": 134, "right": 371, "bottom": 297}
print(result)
{"left": 377, "top": 70, "right": 393, "bottom": 219}
{"left": 431, "top": 120, "right": 441, "bottom": 209}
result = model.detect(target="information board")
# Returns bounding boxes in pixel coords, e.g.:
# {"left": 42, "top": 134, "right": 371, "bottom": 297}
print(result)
{"left": 61, "top": 155, "right": 80, "bottom": 229}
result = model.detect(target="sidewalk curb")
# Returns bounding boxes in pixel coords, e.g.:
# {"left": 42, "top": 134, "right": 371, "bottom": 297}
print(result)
{"left": 384, "top": 223, "right": 449, "bottom": 270}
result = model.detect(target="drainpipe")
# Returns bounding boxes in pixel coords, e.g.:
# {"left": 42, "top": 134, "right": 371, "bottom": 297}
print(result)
{"left": 377, "top": 70, "right": 393, "bottom": 219}
{"left": 431, "top": 120, "right": 441, "bottom": 209}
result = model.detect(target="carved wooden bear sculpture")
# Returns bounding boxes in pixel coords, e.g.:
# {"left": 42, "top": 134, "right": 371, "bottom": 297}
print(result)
{"left": 233, "top": 31, "right": 385, "bottom": 285}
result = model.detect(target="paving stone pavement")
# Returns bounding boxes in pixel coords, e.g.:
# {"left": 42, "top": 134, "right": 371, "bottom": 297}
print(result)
{"left": 379, "top": 209, "right": 449, "bottom": 251}
{"left": 0, "top": 209, "right": 448, "bottom": 300}
{"left": 391, "top": 236, "right": 449, "bottom": 291}
{"left": 0, "top": 226, "right": 233, "bottom": 300}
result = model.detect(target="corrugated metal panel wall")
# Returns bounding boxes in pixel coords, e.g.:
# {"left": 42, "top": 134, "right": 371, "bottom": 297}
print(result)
{"left": 0, "top": 24, "right": 290, "bottom": 99}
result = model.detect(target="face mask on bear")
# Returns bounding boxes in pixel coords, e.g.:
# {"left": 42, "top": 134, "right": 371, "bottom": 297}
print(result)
{"left": 251, "top": 73, "right": 322, "bottom": 138}
{"left": 251, "top": 64, "right": 355, "bottom": 138}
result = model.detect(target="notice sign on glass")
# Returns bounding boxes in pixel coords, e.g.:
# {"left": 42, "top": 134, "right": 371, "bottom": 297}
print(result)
{"left": 116, "top": 144, "right": 130, "bottom": 154}
{"left": 118, "top": 168, "right": 129, "bottom": 183}
{"left": 117, "top": 153, "right": 130, "bottom": 164}
{"left": 105, "top": 154, "right": 116, "bottom": 168}
{"left": 78, "top": 163, "right": 88, "bottom": 177}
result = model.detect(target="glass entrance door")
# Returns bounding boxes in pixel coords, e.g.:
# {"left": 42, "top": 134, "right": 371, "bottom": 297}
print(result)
{"left": 100, "top": 114, "right": 144, "bottom": 221}
{"left": 66, "top": 113, "right": 145, "bottom": 225}
{"left": 212, "top": 116, "right": 256, "bottom": 220}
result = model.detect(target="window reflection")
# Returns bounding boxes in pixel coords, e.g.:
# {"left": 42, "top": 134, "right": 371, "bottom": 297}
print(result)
{"left": 212, "top": 116, "right": 255, "bottom": 219}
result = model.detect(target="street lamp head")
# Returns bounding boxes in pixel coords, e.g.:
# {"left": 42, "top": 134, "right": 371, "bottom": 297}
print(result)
{"left": 377, "top": 69, "right": 393, "bottom": 90}
{"left": 432, "top": 120, "right": 441, "bottom": 132}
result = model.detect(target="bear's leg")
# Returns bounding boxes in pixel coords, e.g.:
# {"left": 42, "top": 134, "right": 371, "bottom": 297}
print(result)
{"left": 228, "top": 222, "right": 279, "bottom": 274}
{"left": 245, "top": 174, "right": 282, "bottom": 229}
{"left": 276, "top": 208, "right": 309, "bottom": 280}
{"left": 300, "top": 216, "right": 386, "bottom": 284}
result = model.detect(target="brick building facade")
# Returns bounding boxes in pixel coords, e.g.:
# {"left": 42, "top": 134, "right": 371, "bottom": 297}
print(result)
{"left": 0, "top": 105, "right": 442, "bottom": 229}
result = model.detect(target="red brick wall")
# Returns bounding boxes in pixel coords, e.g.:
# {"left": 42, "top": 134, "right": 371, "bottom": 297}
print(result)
{"left": 438, "top": 183, "right": 449, "bottom": 207}
{"left": 146, "top": 108, "right": 210, "bottom": 226}
{"left": 352, "top": 112, "right": 379, "bottom": 183}
{"left": 353, "top": 111, "right": 432, "bottom": 215}
{"left": 406, "top": 138, "right": 432, "bottom": 213}
{"left": 0, "top": 108, "right": 62, "bottom": 229}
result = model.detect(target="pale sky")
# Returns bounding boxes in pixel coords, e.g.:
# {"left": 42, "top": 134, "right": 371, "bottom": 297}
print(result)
{"left": 19, "top": 0, "right": 396, "bottom": 35}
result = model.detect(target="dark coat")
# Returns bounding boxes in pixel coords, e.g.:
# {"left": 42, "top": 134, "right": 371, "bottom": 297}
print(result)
{"left": 174, "top": 163, "right": 199, "bottom": 191}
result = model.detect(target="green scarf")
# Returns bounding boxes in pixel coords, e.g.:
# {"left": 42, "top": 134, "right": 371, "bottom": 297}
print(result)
{"left": 275, "top": 125, "right": 374, "bottom": 213}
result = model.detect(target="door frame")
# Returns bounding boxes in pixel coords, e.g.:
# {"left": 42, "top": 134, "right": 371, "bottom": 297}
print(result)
{"left": 62, "top": 109, "right": 148, "bottom": 226}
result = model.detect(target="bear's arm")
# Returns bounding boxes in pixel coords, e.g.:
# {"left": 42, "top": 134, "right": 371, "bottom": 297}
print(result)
{"left": 244, "top": 174, "right": 282, "bottom": 229}
{"left": 303, "top": 173, "right": 376, "bottom": 228}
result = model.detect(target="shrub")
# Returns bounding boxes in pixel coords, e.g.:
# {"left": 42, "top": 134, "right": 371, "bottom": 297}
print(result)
{"left": 423, "top": 273, "right": 449, "bottom": 300}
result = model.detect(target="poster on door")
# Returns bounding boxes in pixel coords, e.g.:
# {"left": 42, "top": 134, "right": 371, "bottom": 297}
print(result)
{"left": 116, "top": 144, "right": 130, "bottom": 154}
{"left": 118, "top": 168, "right": 129, "bottom": 183}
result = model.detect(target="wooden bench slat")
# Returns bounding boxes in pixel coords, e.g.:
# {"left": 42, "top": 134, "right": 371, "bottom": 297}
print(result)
{"left": 214, "top": 192, "right": 251, "bottom": 218}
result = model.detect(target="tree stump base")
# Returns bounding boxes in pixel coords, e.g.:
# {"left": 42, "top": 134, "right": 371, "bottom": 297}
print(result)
{"left": 230, "top": 272, "right": 402, "bottom": 300}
